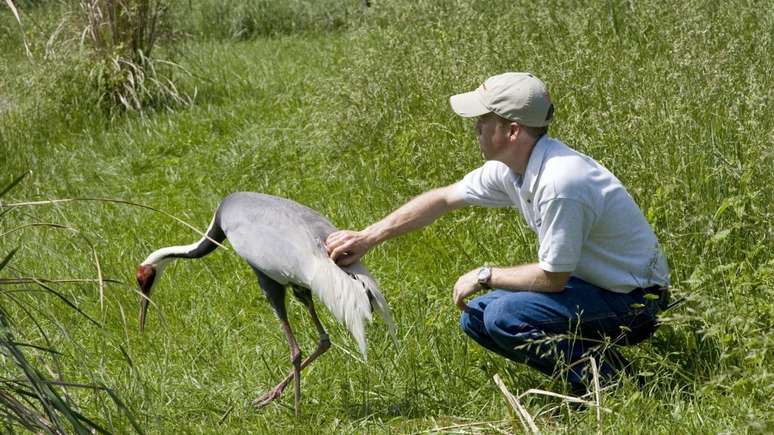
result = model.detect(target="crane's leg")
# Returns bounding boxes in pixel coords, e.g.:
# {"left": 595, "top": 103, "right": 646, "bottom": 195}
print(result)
{"left": 251, "top": 271, "right": 302, "bottom": 416}
{"left": 292, "top": 286, "right": 331, "bottom": 368}
{"left": 253, "top": 286, "right": 331, "bottom": 413}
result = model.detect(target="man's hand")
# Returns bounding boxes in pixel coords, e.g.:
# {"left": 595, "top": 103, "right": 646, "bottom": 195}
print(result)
{"left": 325, "top": 230, "right": 372, "bottom": 266}
{"left": 453, "top": 268, "right": 485, "bottom": 311}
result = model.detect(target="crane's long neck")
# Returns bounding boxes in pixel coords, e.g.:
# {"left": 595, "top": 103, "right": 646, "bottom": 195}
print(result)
{"left": 141, "top": 241, "right": 209, "bottom": 266}
{"left": 142, "top": 214, "right": 226, "bottom": 267}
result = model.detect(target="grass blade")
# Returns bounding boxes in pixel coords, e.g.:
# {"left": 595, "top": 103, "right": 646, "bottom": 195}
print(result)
{"left": 26, "top": 278, "right": 101, "bottom": 328}
{"left": 0, "top": 247, "right": 18, "bottom": 273}
{"left": 0, "top": 172, "right": 29, "bottom": 198}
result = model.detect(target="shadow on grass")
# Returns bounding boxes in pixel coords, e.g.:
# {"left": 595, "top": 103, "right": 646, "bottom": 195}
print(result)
{"left": 336, "top": 394, "right": 438, "bottom": 422}
{"left": 641, "top": 322, "right": 724, "bottom": 393}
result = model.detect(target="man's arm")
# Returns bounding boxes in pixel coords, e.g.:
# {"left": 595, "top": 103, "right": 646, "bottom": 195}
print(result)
{"left": 453, "top": 264, "right": 570, "bottom": 311}
{"left": 326, "top": 183, "right": 467, "bottom": 265}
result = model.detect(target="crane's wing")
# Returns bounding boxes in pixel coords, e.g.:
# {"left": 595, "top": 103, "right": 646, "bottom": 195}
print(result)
{"left": 217, "top": 192, "right": 333, "bottom": 285}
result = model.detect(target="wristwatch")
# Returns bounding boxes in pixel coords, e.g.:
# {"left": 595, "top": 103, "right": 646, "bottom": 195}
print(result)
{"left": 477, "top": 266, "right": 492, "bottom": 289}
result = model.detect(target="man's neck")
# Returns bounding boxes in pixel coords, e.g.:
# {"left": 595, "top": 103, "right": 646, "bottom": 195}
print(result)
{"left": 506, "top": 136, "right": 540, "bottom": 176}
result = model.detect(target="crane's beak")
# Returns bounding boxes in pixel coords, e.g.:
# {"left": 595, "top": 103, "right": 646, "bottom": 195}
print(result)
{"left": 136, "top": 264, "right": 156, "bottom": 333}
{"left": 139, "top": 294, "right": 150, "bottom": 333}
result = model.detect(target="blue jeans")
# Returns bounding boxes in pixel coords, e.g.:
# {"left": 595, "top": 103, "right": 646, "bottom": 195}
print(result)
{"left": 459, "top": 277, "right": 668, "bottom": 389}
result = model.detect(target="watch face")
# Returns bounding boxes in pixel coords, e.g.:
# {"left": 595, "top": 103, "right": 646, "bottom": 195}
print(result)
{"left": 477, "top": 267, "right": 491, "bottom": 284}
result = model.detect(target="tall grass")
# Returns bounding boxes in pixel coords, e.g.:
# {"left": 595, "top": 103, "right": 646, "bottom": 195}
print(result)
{"left": 178, "top": 0, "right": 367, "bottom": 40}
{"left": 0, "top": 174, "right": 143, "bottom": 434}
{"left": 1, "top": 0, "right": 772, "bottom": 432}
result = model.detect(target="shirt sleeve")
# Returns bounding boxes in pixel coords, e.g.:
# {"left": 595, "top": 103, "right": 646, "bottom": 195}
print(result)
{"left": 537, "top": 198, "right": 596, "bottom": 272}
{"left": 456, "top": 161, "right": 513, "bottom": 208}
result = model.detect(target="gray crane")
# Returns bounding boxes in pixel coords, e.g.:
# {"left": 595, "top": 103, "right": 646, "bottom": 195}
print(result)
{"left": 135, "top": 192, "right": 396, "bottom": 415}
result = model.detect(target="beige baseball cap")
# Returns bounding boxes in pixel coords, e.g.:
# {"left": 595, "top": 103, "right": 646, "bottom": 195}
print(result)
{"left": 449, "top": 72, "right": 554, "bottom": 127}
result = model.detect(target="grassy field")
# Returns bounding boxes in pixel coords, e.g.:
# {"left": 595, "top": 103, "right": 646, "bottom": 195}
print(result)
{"left": 1, "top": 0, "right": 772, "bottom": 433}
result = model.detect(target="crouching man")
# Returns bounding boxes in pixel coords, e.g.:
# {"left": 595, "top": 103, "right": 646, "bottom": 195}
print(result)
{"left": 326, "top": 72, "right": 670, "bottom": 392}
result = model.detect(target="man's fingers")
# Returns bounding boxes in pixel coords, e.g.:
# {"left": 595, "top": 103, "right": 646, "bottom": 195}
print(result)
{"left": 330, "top": 245, "right": 357, "bottom": 266}
{"left": 326, "top": 231, "right": 348, "bottom": 245}
{"left": 329, "top": 245, "right": 348, "bottom": 261}
{"left": 326, "top": 230, "right": 369, "bottom": 266}
{"left": 453, "top": 287, "right": 466, "bottom": 311}
{"left": 325, "top": 232, "right": 350, "bottom": 254}
{"left": 335, "top": 253, "right": 357, "bottom": 266}
{"left": 453, "top": 277, "right": 476, "bottom": 312}
{"left": 325, "top": 233, "right": 342, "bottom": 249}
{"left": 455, "top": 296, "right": 469, "bottom": 311}
{"left": 325, "top": 239, "right": 343, "bottom": 255}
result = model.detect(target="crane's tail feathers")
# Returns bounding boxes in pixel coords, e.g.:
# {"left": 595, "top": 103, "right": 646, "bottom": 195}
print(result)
{"left": 343, "top": 266, "right": 397, "bottom": 353}
{"left": 309, "top": 262, "right": 396, "bottom": 360}
{"left": 366, "top": 285, "right": 398, "bottom": 350}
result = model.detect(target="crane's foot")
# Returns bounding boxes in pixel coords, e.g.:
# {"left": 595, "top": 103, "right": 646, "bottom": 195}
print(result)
{"left": 252, "top": 382, "right": 288, "bottom": 410}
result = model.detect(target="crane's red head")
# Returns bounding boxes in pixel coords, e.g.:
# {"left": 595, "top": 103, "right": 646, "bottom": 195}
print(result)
{"left": 136, "top": 264, "right": 156, "bottom": 332}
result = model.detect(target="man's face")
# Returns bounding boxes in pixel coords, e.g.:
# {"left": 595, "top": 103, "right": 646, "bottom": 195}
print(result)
{"left": 475, "top": 112, "right": 511, "bottom": 161}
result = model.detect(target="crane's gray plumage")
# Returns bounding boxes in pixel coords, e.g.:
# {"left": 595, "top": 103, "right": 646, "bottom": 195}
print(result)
{"left": 137, "top": 192, "right": 396, "bottom": 414}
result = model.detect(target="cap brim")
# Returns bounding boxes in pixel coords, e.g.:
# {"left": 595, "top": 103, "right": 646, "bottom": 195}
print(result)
{"left": 449, "top": 91, "right": 491, "bottom": 117}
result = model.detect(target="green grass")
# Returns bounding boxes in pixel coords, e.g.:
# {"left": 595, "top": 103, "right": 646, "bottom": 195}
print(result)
{"left": 1, "top": 0, "right": 773, "bottom": 432}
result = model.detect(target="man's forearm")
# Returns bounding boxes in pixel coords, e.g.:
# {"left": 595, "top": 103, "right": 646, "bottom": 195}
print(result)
{"left": 362, "top": 185, "right": 465, "bottom": 245}
{"left": 326, "top": 183, "right": 465, "bottom": 265}
{"left": 453, "top": 263, "right": 570, "bottom": 310}
{"left": 489, "top": 263, "right": 570, "bottom": 293}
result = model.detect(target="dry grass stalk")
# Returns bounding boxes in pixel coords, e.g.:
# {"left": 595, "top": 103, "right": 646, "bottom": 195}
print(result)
{"left": 81, "top": 0, "right": 162, "bottom": 60}
{"left": 0, "top": 278, "right": 121, "bottom": 285}
{"left": 493, "top": 374, "right": 540, "bottom": 435}
{"left": 517, "top": 388, "right": 611, "bottom": 413}
{"left": 589, "top": 357, "right": 603, "bottom": 425}
{"left": 3, "top": 0, "right": 32, "bottom": 58}
{"left": 557, "top": 355, "right": 608, "bottom": 425}
{"left": 414, "top": 419, "right": 506, "bottom": 434}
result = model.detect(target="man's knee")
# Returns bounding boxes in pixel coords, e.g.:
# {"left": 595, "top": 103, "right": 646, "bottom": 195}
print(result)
{"left": 481, "top": 292, "right": 544, "bottom": 341}
{"left": 459, "top": 310, "right": 474, "bottom": 336}
{"left": 459, "top": 291, "right": 502, "bottom": 338}
{"left": 459, "top": 301, "right": 485, "bottom": 338}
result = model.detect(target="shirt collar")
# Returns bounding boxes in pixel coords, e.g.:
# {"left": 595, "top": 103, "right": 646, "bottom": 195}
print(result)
{"left": 520, "top": 134, "right": 552, "bottom": 195}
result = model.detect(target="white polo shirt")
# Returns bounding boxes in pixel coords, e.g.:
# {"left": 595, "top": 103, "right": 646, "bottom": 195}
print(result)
{"left": 457, "top": 135, "right": 669, "bottom": 293}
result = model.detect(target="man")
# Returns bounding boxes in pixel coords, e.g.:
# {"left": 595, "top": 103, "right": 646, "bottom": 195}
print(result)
{"left": 325, "top": 72, "right": 669, "bottom": 393}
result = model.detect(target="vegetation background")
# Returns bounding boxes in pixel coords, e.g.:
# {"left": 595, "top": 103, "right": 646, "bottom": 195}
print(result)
{"left": 1, "top": 0, "right": 772, "bottom": 433}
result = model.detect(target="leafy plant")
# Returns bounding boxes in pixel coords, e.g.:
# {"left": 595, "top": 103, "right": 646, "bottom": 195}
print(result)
{"left": 79, "top": 0, "right": 192, "bottom": 111}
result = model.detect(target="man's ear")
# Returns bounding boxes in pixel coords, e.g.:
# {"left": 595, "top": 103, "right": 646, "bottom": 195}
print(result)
{"left": 508, "top": 122, "right": 522, "bottom": 141}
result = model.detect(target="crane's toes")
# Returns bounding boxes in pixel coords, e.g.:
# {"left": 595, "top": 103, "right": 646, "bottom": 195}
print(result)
{"left": 252, "top": 385, "right": 286, "bottom": 410}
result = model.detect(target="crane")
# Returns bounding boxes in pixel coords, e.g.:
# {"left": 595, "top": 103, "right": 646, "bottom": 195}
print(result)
{"left": 135, "top": 192, "right": 396, "bottom": 415}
